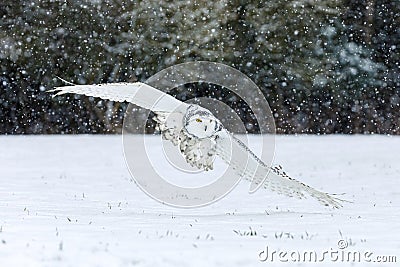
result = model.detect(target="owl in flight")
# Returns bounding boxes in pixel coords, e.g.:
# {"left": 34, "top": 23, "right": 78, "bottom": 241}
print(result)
{"left": 50, "top": 81, "right": 344, "bottom": 208}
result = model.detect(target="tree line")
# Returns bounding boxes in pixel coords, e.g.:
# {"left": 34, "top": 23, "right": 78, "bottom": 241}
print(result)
{"left": 0, "top": 0, "right": 398, "bottom": 134}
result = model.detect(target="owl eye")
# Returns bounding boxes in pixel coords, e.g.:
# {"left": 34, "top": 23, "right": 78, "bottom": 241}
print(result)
{"left": 196, "top": 118, "right": 202, "bottom": 123}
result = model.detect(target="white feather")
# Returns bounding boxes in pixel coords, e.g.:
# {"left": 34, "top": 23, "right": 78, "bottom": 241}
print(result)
{"left": 214, "top": 130, "right": 344, "bottom": 208}
{"left": 50, "top": 81, "right": 188, "bottom": 113}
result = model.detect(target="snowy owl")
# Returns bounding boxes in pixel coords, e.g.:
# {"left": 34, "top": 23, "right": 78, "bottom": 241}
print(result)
{"left": 50, "top": 81, "right": 344, "bottom": 208}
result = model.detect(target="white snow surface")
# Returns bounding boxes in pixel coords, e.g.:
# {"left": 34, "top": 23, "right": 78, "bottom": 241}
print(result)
{"left": 0, "top": 135, "right": 399, "bottom": 266}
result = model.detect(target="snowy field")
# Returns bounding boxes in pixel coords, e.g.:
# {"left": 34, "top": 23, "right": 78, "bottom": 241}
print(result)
{"left": 0, "top": 135, "right": 399, "bottom": 266}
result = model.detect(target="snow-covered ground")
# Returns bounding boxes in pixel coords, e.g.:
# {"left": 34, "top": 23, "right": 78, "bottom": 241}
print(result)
{"left": 0, "top": 135, "right": 399, "bottom": 266}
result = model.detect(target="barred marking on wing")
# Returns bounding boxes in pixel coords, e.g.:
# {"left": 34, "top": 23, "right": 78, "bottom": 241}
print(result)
{"left": 216, "top": 132, "right": 345, "bottom": 208}
{"left": 263, "top": 166, "right": 345, "bottom": 208}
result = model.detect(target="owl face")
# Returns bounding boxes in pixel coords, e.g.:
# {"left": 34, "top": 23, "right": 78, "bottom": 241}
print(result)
{"left": 184, "top": 105, "right": 221, "bottom": 139}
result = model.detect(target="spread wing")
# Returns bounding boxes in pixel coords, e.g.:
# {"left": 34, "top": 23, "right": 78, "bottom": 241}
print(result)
{"left": 49, "top": 81, "right": 188, "bottom": 113}
{"left": 50, "top": 80, "right": 213, "bottom": 171}
{"left": 214, "top": 130, "right": 345, "bottom": 208}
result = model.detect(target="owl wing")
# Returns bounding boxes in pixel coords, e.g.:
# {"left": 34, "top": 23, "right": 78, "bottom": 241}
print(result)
{"left": 50, "top": 81, "right": 189, "bottom": 113}
{"left": 214, "top": 129, "right": 345, "bottom": 208}
{"left": 50, "top": 81, "right": 214, "bottom": 171}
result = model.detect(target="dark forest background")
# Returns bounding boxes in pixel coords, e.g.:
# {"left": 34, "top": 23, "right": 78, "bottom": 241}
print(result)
{"left": 0, "top": 0, "right": 399, "bottom": 134}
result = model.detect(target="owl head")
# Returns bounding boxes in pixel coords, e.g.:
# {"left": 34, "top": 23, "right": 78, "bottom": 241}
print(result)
{"left": 184, "top": 105, "right": 222, "bottom": 139}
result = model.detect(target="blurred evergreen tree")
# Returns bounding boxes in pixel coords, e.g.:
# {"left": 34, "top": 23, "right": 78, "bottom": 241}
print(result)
{"left": 0, "top": 0, "right": 398, "bottom": 134}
